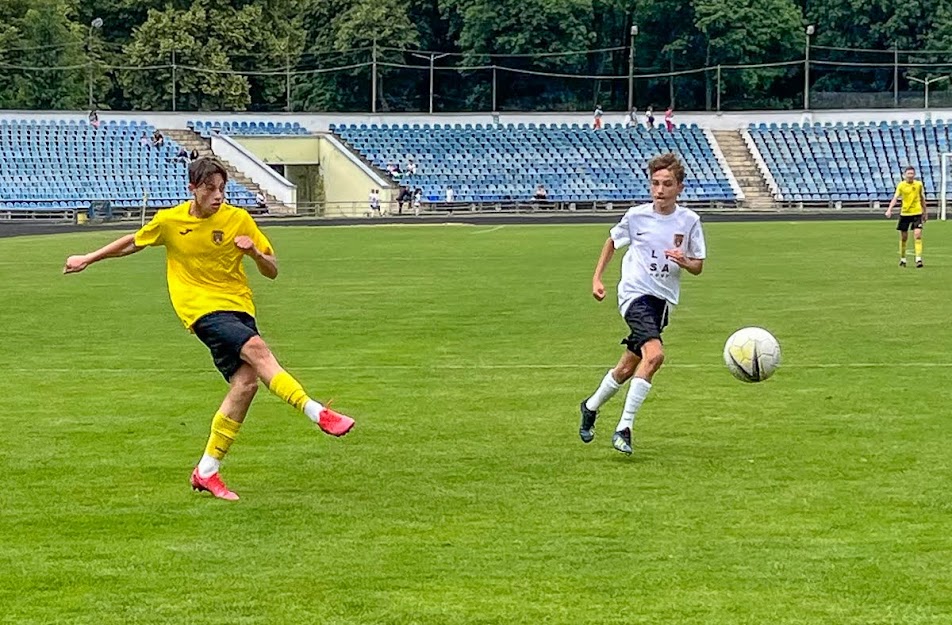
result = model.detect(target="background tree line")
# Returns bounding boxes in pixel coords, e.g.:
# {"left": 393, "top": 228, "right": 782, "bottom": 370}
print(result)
{"left": 1, "top": 0, "right": 951, "bottom": 112}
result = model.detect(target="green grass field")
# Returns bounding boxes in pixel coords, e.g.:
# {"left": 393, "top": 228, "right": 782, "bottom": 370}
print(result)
{"left": 1, "top": 220, "right": 951, "bottom": 624}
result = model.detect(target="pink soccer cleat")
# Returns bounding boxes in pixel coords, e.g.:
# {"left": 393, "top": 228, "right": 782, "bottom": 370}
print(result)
{"left": 190, "top": 467, "right": 239, "bottom": 501}
{"left": 317, "top": 405, "right": 355, "bottom": 437}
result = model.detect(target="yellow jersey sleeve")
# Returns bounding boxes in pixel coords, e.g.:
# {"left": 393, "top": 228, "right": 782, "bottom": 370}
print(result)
{"left": 134, "top": 212, "right": 166, "bottom": 247}
{"left": 245, "top": 212, "right": 274, "bottom": 256}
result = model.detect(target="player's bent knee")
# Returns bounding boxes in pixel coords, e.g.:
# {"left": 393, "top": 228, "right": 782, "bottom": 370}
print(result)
{"left": 240, "top": 336, "right": 272, "bottom": 364}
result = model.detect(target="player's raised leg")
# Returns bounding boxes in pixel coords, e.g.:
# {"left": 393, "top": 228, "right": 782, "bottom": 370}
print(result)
{"left": 579, "top": 351, "right": 639, "bottom": 443}
{"left": 190, "top": 364, "right": 258, "bottom": 501}
{"left": 612, "top": 339, "right": 664, "bottom": 455}
{"left": 240, "top": 336, "right": 355, "bottom": 436}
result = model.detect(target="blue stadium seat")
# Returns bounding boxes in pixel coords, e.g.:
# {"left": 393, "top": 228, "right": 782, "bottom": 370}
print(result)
{"left": 0, "top": 118, "right": 259, "bottom": 211}
{"left": 331, "top": 123, "right": 736, "bottom": 203}
{"left": 748, "top": 120, "right": 944, "bottom": 202}
{"left": 189, "top": 119, "right": 310, "bottom": 136}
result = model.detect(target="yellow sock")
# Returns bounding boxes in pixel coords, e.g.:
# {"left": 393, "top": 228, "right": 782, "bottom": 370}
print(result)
{"left": 900, "top": 240, "right": 907, "bottom": 258}
{"left": 204, "top": 412, "right": 242, "bottom": 460}
{"left": 915, "top": 239, "right": 923, "bottom": 258}
{"left": 268, "top": 370, "right": 311, "bottom": 413}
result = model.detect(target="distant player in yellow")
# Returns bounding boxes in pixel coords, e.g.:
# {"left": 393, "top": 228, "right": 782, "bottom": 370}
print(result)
{"left": 63, "top": 158, "right": 355, "bottom": 501}
{"left": 885, "top": 166, "right": 927, "bottom": 268}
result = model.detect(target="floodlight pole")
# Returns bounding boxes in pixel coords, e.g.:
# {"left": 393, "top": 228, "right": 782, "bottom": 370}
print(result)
{"left": 371, "top": 38, "right": 378, "bottom": 113}
{"left": 804, "top": 25, "right": 815, "bottom": 111}
{"left": 627, "top": 24, "right": 638, "bottom": 111}
{"left": 87, "top": 18, "right": 103, "bottom": 109}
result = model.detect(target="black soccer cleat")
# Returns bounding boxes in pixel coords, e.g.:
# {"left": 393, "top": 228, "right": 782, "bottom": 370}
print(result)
{"left": 579, "top": 400, "right": 597, "bottom": 443}
{"left": 899, "top": 258, "right": 907, "bottom": 267}
{"left": 916, "top": 259, "right": 924, "bottom": 268}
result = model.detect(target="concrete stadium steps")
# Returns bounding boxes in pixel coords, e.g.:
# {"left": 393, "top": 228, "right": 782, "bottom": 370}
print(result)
{"left": 161, "top": 129, "right": 281, "bottom": 211}
{"left": 711, "top": 129, "right": 775, "bottom": 210}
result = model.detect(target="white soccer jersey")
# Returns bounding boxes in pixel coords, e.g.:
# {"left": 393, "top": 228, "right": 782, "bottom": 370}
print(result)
{"left": 609, "top": 203, "right": 706, "bottom": 314}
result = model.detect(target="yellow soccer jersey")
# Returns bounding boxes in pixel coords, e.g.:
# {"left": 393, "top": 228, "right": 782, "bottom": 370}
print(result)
{"left": 895, "top": 180, "right": 924, "bottom": 216}
{"left": 134, "top": 202, "right": 274, "bottom": 329}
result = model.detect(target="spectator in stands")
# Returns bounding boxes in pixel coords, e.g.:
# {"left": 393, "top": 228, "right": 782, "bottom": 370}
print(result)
{"left": 624, "top": 107, "right": 637, "bottom": 129}
{"left": 368, "top": 189, "right": 381, "bottom": 217}
{"left": 88, "top": 109, "right": 100, "bottom": 130}
{"left": 407, "top": 158, "right": 417, "bottom": 175}
{"left": 152, "top": 130, "right": 165, "bottom": 149}
{"left": 445, "top": 186, "right": 455, "bottom": 203}
{"left": 387, "top": 163, "right": 397, "bottom": 176}
{"left": 665, "top": 107, "right": 675, "bottom": 132}
{"left": 593, "top": 104, "right": 604, "bottom": 130}
{"left": 645, "top": 106, "right": 655, "bottom": 130}
{"left": 413, "top": 188, "right": 423, "bottom": 216}
{"left": 176, "top": 147, "right": 190, "bottom": 164}
{"left": 392, "top": 164, "right": 403, "bottom": 182}
{"left": 190, "top": 148, "right": 200, "bottom": 161}
{"left": 534, "top": 184, "right": 548, "bottom": 200}
{"left": 255, "top": 192, "right": 267, "bottom": 211}
{"left": 139, "top": 132, "right": 150, "bottom": 147}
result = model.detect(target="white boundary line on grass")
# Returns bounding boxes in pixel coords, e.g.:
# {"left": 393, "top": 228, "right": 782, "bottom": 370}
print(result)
{"left": 5, "top": 362, "right": 952, "bottom": 373}
{"left": 471, "top": 225, "right": 505, "bottom": 234}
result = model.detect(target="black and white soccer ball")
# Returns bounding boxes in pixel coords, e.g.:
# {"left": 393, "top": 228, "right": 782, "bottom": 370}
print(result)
{"left": 723, "top": 327, "right": 781, "bottom": 383}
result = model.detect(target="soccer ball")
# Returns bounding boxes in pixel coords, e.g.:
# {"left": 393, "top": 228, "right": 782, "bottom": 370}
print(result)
{"left": 723, "top": 327, "right": 781, "bottom": 383}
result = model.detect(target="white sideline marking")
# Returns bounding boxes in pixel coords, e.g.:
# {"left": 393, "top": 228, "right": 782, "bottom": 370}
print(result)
{"left": 3, "top": 362, "right": 951, "bottom": 374}
{"left": 472, "top": 225, "right": 505, "bottom": 235}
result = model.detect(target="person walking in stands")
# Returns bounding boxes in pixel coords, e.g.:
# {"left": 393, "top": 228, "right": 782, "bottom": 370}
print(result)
{"left": 594, "top": 104, "right": 604, "bottom": 130}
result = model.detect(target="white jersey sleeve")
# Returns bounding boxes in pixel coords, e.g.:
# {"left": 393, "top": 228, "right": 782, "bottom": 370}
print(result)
{"left": 609, "top": 211, "right": 632, "bottom": 249}
{"left": 687, "top": 219, "right": 707, "bottom": 259}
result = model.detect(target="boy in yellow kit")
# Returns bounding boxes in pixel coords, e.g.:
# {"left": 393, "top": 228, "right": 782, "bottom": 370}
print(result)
{"left": 885, "top": 166, "right": 927, "bottom": 268}
{"left": 63, "top": 158, "right": 354, "bottom": 501}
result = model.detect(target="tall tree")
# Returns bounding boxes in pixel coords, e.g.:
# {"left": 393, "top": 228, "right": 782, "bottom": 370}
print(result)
{"left": 119, "top": 0, "right": 295, "bottom": 111}
{"left": 11, "top": 0, "right": 89, "bottom": 110}
{"left": 694, "top": 0, "right": 803, "bottom": 108}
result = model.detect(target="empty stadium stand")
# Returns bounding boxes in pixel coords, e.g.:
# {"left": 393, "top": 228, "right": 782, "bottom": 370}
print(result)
{"left": 331, "top": 123, "right": 737, "bottom": 204}
{"left": 189, "top": 120, "right": 309, "bottom": 137}
{"left": 746, "top": 120, "right": 946, "bottom": 203}
{"left": 0, "top": 119, "right": 258, "bottom": 214}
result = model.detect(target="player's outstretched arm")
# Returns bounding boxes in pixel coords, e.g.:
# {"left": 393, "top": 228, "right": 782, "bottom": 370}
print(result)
{"left": 63, "top": 233, "right": 143, "bottom": 274}
{"left": 591, "top": 237, "right": 615, "bottom": 301}
{"left": 235, "top": 236, "right": 278, "bottom": 279}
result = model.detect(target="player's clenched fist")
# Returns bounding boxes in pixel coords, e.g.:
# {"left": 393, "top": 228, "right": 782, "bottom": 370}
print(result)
{"left": 63, "top": 254, "right": 89, "bottom": 274}
{"left": 592, "top": 279, "right": 606, "bottom": 301}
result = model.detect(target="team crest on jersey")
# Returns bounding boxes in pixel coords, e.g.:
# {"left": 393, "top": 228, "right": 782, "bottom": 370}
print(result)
{"left": 212, "top": 230, "right": 224, "bottom": 245}
{"left": 673, "top": 233, "right": 684, "bottom": 247}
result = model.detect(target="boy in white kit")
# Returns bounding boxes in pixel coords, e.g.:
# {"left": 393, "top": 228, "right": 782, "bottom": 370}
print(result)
{"left": 578, "top": 152, "right": 706, "bottom": 455}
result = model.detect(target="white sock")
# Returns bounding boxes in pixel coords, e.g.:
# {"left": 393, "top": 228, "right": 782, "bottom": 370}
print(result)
{"left": 585, "top": 370, "right": 622, "bottom": 411}
{"left": 616, "top": 378, "right": 652, "bottom": 432}
{"left": 916, "top": 256, "right": 922, "bottom": 262}
{"left": 197, "top": 453, "right": 221, "bottom": 478}
{"left": 304, "top": 399, "right": 325, "bottom": 424}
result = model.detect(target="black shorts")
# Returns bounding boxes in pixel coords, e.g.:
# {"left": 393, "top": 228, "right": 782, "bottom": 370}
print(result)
{"left": 192, "top": 311, "right": 259, "bottom": 381}
{"left": 621, "top": 295, "right": 670, "bottom": 356}
{"left": 897, "top": 215, "right": 924, "bottom": 231}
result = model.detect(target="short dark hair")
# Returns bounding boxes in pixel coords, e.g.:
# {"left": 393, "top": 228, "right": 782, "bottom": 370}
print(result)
{"left": 188, "top": 157, "right": 228, "bottom": 186}
{"left": 648, "top": 152, "right": 686, "bottom": 184}
{"left": 905, "top": 166, "right": 916, "bottom": 173}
